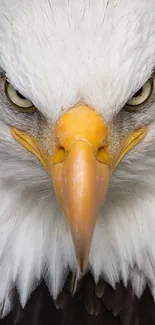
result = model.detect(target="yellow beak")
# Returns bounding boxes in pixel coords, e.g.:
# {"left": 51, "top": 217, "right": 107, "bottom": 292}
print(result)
{"left": 11, "top": 105, "right": 147, "bottom": 272}
{"left": 51, "top": 140, "right": 110, "bottom": 271}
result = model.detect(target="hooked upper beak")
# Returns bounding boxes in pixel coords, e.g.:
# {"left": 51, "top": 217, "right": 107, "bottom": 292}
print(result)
{"left": 11, "top": 104, "right": 147, "bottom": 272}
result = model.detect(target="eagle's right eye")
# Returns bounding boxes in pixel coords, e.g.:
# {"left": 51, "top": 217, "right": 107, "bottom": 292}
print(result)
{"left": 4, "top": 80, "right": 36, "bottom": 113}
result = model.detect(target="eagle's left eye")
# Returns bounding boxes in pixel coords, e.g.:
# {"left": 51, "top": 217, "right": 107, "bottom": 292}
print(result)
{"left": 4, "top": 80, "right": 35, "bottom": 113}
{"left": 125, "top": 77, "right": 154, "bottom": 110}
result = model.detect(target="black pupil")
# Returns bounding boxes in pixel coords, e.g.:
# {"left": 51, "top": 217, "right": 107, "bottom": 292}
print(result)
{"left": 133, "top": 88, "right": 143, "bottom": 97}
{"left": 16, "top": 90, "right": 26, "bottom": 100}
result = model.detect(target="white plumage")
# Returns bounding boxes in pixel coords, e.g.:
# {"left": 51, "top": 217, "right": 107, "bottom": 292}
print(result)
{"left": 0, "top": 0, "right": 155, "bottom": 319}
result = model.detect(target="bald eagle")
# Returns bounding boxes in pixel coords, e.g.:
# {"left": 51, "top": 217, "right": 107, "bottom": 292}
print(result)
{"left": 0, "top": 0, "right": 155, "bottom": 324}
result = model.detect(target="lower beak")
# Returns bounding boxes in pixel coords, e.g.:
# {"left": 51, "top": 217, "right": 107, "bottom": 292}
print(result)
{"left": 11, "top": 105, "right": 147, "bottom": 272}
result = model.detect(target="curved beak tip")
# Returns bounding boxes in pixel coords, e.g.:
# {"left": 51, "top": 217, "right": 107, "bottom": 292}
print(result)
{"left": 78, "top": 259, "right": 88, "bottom": 273}
{"left": 75, "top": 244, "right": 90, "bottom": 273}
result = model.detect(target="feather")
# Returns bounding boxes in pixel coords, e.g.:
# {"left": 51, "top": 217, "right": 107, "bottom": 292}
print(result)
{"left": 0, "top": 274, "right": 155, "bottom": 325}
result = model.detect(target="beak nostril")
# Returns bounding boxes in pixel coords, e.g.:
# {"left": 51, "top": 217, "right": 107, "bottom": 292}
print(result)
{"left": 59, "top": 146, "right": 65, "bottom": 151}
{"left": 97, "top": 146, "right": 105, "bottom": 154}
{"left": 96, "top": 146, "right": 110, "bottom": 165}
{"left": 53, "top": 146, "right": 66, "bottom": 164}
{"left": 97, "top": 146, "right": 105, "bottom": 158}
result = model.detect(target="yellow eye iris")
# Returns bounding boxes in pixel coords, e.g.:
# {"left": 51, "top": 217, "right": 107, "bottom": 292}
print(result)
{"left": 125, "top": 77, "right": 154, "bottom": 111}
{"left": 4, "top": 80, "right": 35, "bottom": 113}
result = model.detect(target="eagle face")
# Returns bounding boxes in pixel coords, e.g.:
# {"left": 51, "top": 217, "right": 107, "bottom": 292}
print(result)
{"left": 0, "top": 0, "right": 155, "bottom": 314}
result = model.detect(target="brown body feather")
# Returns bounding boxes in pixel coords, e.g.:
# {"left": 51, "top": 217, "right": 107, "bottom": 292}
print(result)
{"left": 0, "top": 273, "right": 154, "bottom": 325}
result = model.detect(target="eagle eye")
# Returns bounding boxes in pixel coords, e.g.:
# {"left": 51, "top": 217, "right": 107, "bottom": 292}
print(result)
{"left": 125, "top": 77, "right": 154, "bottom": 111}
{"left": 4, "top": 80, "right": 35, "bottom": 113}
